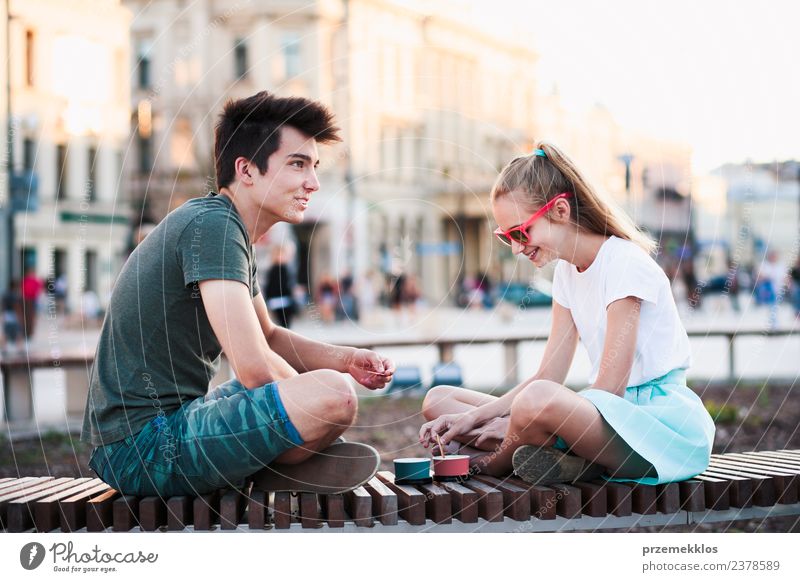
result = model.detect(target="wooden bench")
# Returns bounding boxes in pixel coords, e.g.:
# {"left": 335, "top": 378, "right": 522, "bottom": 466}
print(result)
{"left": 1, "top": 449, "right": 799, "bottom": 532}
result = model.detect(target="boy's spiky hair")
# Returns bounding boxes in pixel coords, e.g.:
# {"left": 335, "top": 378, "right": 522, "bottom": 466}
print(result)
{"left": 214, "top": 91, "right": 341, "bottom": 189}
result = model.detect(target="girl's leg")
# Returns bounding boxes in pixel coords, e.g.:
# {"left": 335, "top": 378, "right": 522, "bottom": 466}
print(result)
{"left": 422, "top": 386, "right": 506, "bottom": 451}
{"left": 478, "top": 379, "right": 656, "bottom": 479}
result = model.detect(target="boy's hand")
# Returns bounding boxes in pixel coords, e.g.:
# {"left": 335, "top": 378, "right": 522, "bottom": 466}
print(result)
{"left": 347, "top": 349, "right": 395, "bottom": 390}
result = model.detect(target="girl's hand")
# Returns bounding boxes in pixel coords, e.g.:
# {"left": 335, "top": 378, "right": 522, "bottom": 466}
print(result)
{"left": 473, "top": 416, "right": 510, "bottom": 449}
{"left": 418, "top": 412, "right": 480, "bottom": 449}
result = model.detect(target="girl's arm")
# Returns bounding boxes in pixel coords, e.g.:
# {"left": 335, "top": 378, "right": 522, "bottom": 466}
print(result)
{"left": 592, "top": 296, "right": 642, "bottom": 396}
{"left": 470, "top": 300, "right": 580, "bottom": 423}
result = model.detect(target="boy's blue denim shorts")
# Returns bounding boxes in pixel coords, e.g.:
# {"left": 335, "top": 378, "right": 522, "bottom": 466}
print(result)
{"left": 87, "top": 379, "right": 305, "bottom": 497}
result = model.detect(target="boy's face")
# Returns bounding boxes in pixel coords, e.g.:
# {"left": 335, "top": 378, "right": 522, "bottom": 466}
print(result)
{"left": 249, "top": 125, "right": 321, "bottom": 224}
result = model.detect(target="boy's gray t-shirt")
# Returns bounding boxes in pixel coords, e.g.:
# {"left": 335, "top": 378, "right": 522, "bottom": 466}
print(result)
{"left": 80, "top": 192, "right": 260, "bottom": 447}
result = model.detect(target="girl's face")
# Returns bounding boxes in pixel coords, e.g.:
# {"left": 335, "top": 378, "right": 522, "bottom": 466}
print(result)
{"left": 491, "top": 191, "right": 571, "bottom": 267}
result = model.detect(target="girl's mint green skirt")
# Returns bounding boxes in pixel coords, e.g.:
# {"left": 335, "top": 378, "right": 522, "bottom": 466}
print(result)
{"left": 554, "top": 368, "right": 716, "bottom": 485}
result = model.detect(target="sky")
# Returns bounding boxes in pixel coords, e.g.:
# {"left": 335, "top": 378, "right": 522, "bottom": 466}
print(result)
{"left": 475, "top": 0, "right": 800, "bottom": 173}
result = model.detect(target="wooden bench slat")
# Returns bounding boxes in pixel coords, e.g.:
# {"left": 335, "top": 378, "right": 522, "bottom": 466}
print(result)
{"left": 750, "top": 451, "right": 800, "bottom": 466}
{"left": 629, "top": 483, "right": 658, "bottom": 515}
{"left": 438, "top": 481, "right": 479, "bottom": 523}
{"left": 375, "top": 471, "right": 426, "bottom": 525}
{"left": 595, "top": 481, "right": 633, "bottom": 516}
{"left": 699, "top": 470, "right": 754, "bottom": 507}
{"left": 574, "top": 481, "right": 607, "bottom": 517}
{"left": 704, "top": 465, "right": 774, "bottom": 507}
{"left": 86, "top": 489, "right": 119, "bottom": 531}
{"left": 32, "top": 479, "right": 103, "bottom": 532}
{"left": 112, "top": 495, "right": 140, "bottom": 532}
{"left": 692, "top": 475, "right": 731, "bottom": 510}
{"left": 0, "top": 477, "right": 49, "bottom": 494}
{"left": 271, "top": 492, "right": 292, "bottom": 529}
{"left": 343, "top": 487, "right": 373, "bottom": 527}
{"left": 416, "top": 482, "right": 452, "bottom": 524}
{"left": 7, "top": 478, "right": 94, "bottom": 532}
{"left": 656, "top": 482, "right": 681, "bottom": 514}
{"left": 678, "top": 480, "right": 705, "bottom": 512}
{"left": 711, "top": 457, "right": 796, "bottom": 504}
{"left": 167, "top": 496, "right": 193, "bottom": 531}
{"left": 245, "top": 490, "right": 267, "bottom": 530}
{"left": 505, "top": 477, "right": 558, "bottom": 520}
{"left": 364, "top": 477, "right": 398, "bottom": 526}
{"left": 221, "top": 489, "right": 245, "bottom": 530}
{"left": 319, "top": 493, "right": 346, "bottom": 528}
{"left": 193, "top": 489, "right": 220, "bottom": 531}
{"left": 549, "top": 483, "right": 582, "bottom": 519}
{"left": 460, "top": 477, "right": 504, "bottom": 522}
{"left": 472, "top": 475, "right": 528, "bottom": 521}
{"left": 139, "top": 497, "right": 166, "bottom": 531}
{"left": 1, "top": 477, "right": 70, "bottom": 528}
{"left": 298, "top": 493, "right": 322, "bottom": 529}
{"left": 60, "top": 483, "right": 113, "bottom": 532}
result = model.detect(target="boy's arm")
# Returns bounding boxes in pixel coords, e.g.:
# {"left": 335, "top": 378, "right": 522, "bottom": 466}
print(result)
{"left": 252, "top": 292, "right": 352, "bottom": 372}
{"left": 253, "top": 293, "right": 395, "bottom": 389}
{"left": 200, "top": 279, "right": 298, "bottom": 388}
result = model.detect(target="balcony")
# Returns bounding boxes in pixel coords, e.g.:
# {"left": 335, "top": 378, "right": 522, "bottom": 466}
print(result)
{"left": 10, "top": 170, "right": 39, "bottom": 213}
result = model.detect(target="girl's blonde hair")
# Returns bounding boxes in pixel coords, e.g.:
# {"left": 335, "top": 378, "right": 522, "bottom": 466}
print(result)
{"left": 490, "top": 141, "right": 657, "bottom": 255}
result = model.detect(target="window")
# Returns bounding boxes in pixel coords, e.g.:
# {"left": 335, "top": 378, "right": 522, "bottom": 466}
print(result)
{"left": 87, "top": 146, "right": 97, "bottom": 202}
{"left": 137, "top": 39, "right": 152, "bottom": 89}
{"left": 84, "top": 250, "right": 97, "bottom": 293}
{"left": 25, "top": 30, "right": 34, "bottom": 87}
{"left": 56, "top": 144, "right": 68, "bottom": 200}
{"left": 138, "top": 135, "right": 153, "bottom": 175}
{"left": 23, "top": 138, "right": 35, "bottom": 171}
{"left": 234, "top": 38, "right": 248, "bottom": 80}
{"left": 282, "top": 32, "right": 301, "bottom": 78}
{"left": 54, "top": 249, "right": 67, "bottom": 279}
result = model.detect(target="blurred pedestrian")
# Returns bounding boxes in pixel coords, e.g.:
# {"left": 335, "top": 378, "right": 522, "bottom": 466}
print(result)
{"left": 1, "top": 280, "right": 23, "bottom": 353}
{"left": 789, "top": 255, "right": 800, "bottom": 318}
{"left": 725, "top": 259, "right": 741, "bottom": 312}
{"left": 264, "top": 245, "right": 297, "bottom": 328}
{"left": 316, "top": 273, "right": 337, "bottom": 323}
{"left": 81, "top": 289, "right": 102, "bottom": 326}
{"left": 759, "top": 250, "right": 788, "bottom": 329}
{"left": 21, "top": 267, "right": 43, "bottom": 341}
{"left": 336, "top": 272, "right": 359, "bottom": 321}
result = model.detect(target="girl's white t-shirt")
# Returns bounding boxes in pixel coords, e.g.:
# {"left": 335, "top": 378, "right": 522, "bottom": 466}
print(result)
{"left": 551, "top": 235, "right": 691, "bottom": 387}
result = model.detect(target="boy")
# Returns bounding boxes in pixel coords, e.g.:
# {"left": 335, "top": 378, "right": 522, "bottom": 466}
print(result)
{"left": 82, "top": 92, "right": 394, "bottom": 496}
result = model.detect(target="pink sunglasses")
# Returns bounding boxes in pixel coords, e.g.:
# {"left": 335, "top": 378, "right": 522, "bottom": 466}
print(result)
{"left": 493, "top": 192, "right": 572, "bottom": 247}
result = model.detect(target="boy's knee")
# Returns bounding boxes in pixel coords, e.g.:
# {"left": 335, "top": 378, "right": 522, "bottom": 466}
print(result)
{"left": 315, "top": 369, "right": 357, "bottom": 426}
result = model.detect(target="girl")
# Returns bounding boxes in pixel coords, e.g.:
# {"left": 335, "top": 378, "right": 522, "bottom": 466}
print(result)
{"left": 419, "top": 142, "right": 715, "bottom": 486}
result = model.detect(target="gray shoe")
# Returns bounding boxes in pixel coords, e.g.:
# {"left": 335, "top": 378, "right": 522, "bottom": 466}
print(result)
{"left": 249, "top": 442, "right": 380, "bottom": 495}
{"left": 512, "top": 445, "right": 605, "bottom": 485}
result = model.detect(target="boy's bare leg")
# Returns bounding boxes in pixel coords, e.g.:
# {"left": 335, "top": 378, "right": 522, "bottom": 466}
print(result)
{"left": 248, "top": 370, "right": 380, "bottom": 493}
{"left": 267, "top": 369, "right": 358, "bottom": 464}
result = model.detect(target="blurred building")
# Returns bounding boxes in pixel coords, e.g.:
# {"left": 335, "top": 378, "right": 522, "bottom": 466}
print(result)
{"left": 6, "top": 0, "right": 132, "bottom": 312}
{"left": 122, "top": 0, "right": 538, "bottom": 302}
{"left": 710, "top": 161, "right": 800, "bottom": 267}
{"left": 534, "top": 91, "right": 694, "bottom": 273}
{"left": 1, "top": 0, "right": 8, "bottom": 293}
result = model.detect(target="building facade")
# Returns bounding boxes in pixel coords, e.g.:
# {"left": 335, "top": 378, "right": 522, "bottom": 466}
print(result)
{"left": 123, "top": 0, "right": 694, "bottom": 305}
{"left": 122, "top": 0, "right": 540, "bottom": 303}
{"left": 7, "top": 0, "right": 132, "bottom": 313}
